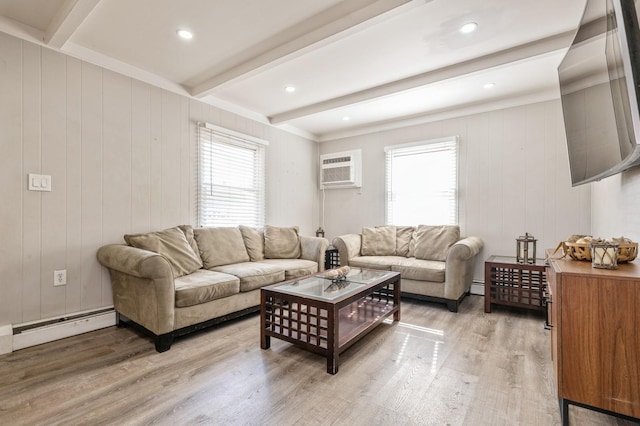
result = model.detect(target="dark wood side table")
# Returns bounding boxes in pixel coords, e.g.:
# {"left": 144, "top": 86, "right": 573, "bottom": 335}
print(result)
{"left": 484, "top": 255, "right": 547, "bottom": 313}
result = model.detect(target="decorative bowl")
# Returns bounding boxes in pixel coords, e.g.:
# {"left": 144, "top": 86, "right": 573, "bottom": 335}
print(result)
{"left": 563, "top": 241, "right": 638, "bottom": 263}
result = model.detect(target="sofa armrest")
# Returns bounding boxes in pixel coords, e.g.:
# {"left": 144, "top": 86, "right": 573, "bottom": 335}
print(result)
{"left": 443, "top": 236, "right": 484, "bottom": 300}
{"left": 332, "top": 234, "right": 362, "bottom": 267}
{"left": 300, "top": 235, "right": 330, "bottom": 271}
{"left": 97, "top": 244, "right": 174, "bottom": 279}
{"left": 446, "top": 236, "right": 484, "bottom": 261}
{"left": 96, "top": 244, "right": 175, "bottom": 335}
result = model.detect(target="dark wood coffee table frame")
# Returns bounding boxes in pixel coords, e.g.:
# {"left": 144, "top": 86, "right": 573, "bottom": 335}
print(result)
{"left": 260, "top": 270, "right": 401, "bottom": 374}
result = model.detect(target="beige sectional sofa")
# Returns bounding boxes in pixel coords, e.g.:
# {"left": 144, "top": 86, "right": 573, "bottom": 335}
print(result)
{"left": 332, "top": 225, "right": 483, "bottom": 312}
{"left": 97, "top": 225, "right": 329, "bottom": 352}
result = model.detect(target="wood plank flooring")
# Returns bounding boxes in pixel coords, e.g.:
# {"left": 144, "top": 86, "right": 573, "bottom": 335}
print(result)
{"left": 0, "top": 296, "right": 636, "bottom": 425}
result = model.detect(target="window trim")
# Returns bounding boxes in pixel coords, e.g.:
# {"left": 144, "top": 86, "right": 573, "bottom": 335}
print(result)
{"left": 384, "top": 136, "right": 459, "bottom": 226}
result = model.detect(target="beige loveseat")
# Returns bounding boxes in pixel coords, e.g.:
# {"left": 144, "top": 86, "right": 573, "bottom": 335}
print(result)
{"left": 97, "top": 225, "right": 329, "bottom": 352}
{"left": 332, "top": 225, "right": 483, "bottom": 312}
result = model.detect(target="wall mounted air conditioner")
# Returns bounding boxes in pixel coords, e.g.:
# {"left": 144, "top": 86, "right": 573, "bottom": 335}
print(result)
{"left": 320, "top": 149, "right": 362, "bottom": 189}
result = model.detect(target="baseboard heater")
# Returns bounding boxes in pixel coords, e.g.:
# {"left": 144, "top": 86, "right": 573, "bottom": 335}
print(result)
{"left": 12, "top": 307, "right": 116, "bottom": 351}
{"left": 470, "top": 281, "right": 485, "bottom": 296}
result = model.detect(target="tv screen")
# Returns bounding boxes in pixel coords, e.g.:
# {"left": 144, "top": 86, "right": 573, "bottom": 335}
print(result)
{"left": 558, "top": 0, "right": 640, "bottom": 186}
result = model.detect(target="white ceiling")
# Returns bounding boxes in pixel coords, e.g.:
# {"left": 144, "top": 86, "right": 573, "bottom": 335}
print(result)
{"left": 0, "top": 0, "right": 587, "bottom": 141}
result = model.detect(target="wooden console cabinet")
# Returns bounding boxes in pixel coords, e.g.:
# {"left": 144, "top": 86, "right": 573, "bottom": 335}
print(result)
{"left": 546, "top": 257, "right": 640, "bottom": 425}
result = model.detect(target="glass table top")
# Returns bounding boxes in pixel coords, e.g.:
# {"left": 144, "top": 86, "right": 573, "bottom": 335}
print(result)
{"left": 490, "top": 256, "right": 547, "bottom": 266}
{"left": 274, "top": 268, "right": 394, "bottom": 300}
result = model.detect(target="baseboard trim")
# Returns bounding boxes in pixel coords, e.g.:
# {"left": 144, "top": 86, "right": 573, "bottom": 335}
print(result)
{"left": 471, "top": 281, "right": 485, "bottom": 296}
{"left": 12, "top": 309, "right": 116, "bottom": 351}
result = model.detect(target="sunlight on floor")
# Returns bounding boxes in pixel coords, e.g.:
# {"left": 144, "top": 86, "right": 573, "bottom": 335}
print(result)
{"left": 384, "top": 319, "right": 445, "bottom": 372}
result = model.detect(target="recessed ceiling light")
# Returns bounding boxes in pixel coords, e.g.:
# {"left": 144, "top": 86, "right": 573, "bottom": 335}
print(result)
{"left": 342, "top": 116, "right": 350, "bottom": 121}
{"left": 483, "top": 82, "right": 495, "bottom": 89}
{"left": 284, "top": 86, "right": 296, "bottom": 93}
{"left": 459, "top": 22, "right": 478, "bottom": 34}
{"left": 177, "top": 29, "right": 193, "bottom": 40}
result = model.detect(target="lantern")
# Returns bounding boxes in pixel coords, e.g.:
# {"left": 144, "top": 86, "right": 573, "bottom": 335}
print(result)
{"left": 590, "top": 242, "right": 619, "bottom": 269}
{"left": 516, "top": 232, "right": 537, "bottom": 264}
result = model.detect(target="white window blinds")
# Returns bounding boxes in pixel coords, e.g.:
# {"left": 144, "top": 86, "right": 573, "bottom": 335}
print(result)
{"left": 385, "top": 136, "right": 458, "bottom": 226}
{"left": 198, "top": 122, "right": 267, "bottom": 227}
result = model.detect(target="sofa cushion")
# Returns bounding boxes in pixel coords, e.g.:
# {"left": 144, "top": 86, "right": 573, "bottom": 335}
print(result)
{"left": 348, "top": 255, "right": 407, "bottom": 270}
{"left": 257, "top": 259, "right": 318, "bottom": 280}
{"left": 391, "top": 258, "right": 445, "bottom": 282}
{"left": 178, "top": 224, "right": 202, "bottom": 263}
{"left": 239, "top": 225, "right": 265, "bottom": 261}
{"left": 264, "top": 226, "right": 300, "bottom": 259}
{"left": 395, "top": 226, "right": 414, "bottom": 257}
{"left": 194, "top": 227, "right": 250, "bottom": 268}
{"left": 412, "top": 225, "right": 460, "bottom": 261}
{"left": 212, "top": 262, "right": 285, "bottom": 292}
{"left": 361, "top": 226, "right": 396, "bottom": 256}
{"left": 124, "top": 226, "right": 203, "bottom": 278}
{"left": 174, "top": 270, "right": 240, "bottom": 308}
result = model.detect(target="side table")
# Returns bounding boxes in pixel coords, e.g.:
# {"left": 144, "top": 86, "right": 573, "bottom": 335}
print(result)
{"left": 484, "top": 255, "right": 547, "bottom": 313}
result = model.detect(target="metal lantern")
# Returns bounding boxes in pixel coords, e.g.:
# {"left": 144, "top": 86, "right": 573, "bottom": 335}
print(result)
{"left": 516, "top": 232, "right": 537, "bottom": 264}
{"left": 590, "top": 242, "right": 619, "bottom": 269}
{"left": 315, "top": 227, "right": 325, "bottom": 238}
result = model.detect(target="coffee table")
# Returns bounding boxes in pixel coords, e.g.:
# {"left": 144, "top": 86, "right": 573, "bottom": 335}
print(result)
{"left": 260, "top": 268, "right": 401, "bottom": 374}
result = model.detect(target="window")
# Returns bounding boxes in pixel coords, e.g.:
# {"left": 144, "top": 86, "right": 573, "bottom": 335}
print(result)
{"left": 385, "top": 136, "right": 458, "bottom": 225}
{"left": 197, "top": 122, "right": 267, "bottom": 227}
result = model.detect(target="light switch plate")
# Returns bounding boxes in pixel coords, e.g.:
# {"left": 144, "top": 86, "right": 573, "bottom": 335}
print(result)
{"left": 28, "top": 174, "right": 52, "bottom": 192}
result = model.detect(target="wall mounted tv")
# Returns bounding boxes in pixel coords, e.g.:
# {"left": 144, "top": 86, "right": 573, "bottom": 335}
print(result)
{"left": 559, "top": 0, "right": 640, "bottom": 186}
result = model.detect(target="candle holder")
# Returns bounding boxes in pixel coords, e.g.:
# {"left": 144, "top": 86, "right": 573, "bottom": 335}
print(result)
{"left": 590, "top": 242, "right": 619, "bottom": 269}
{"left": 315, "top": 227, "right": 325, "bottom": 238}
{"left": 516, "top": 232, "right": 537, "bottom": 264}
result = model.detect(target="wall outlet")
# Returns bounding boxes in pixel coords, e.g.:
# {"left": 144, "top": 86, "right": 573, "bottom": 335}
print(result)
{"left": 54, "top": 270, "right": 67, "bottom": 286}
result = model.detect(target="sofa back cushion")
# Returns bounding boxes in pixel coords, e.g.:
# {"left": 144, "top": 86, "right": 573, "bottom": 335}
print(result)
{"left": 264, "top": 226, "right": 300, "bottom": 259}
{"left": 239, "top": 226, "right": 265, "bottom": 261}
{"left": 124, "top": 226, "right": 203, "bottom": 278}
{"left": 194, "top": 227, "right": 250, "bottom": 268}
{"left": 412, "top": 225, "right": 460, "bottom": 261}
{"left": 178, "top": 224, "right": 202, "bottom": 261}
{"left": 395, "top": 226, "right": 414, "bottom": 257}
{"left": 361, "top": 226, "right": 396, "bottom": 256}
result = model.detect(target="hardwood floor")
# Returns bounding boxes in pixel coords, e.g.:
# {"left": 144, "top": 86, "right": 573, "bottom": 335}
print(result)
{"left": 0, "top": 296, "right": 636, "bottom": 425}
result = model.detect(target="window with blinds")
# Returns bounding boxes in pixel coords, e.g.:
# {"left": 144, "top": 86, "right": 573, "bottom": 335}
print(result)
{"left": 385, "top": 136, "right": 458, "bottom": 226}
{"left": 197, "top": 122, "right": 267, "bottom": 227}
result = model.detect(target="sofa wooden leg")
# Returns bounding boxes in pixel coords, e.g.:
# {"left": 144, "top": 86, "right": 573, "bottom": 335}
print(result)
{"left": 446, "top": 300, "right": 459, "bottom": 313}
{"left": 155, "top": 333, "right": 173, "bottom": 352}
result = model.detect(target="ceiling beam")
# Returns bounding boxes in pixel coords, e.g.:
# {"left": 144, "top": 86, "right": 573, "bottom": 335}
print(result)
{"left": 0, "top": 15, "right": 45, "bottom": 44}
{"left": 269, "top": 30, "right": 576, "bottom": 124}
{"left": 188, "top": 0, "right": 428, "bottom": 97}
{"left": 318, "top": 88, "right": 560, "bottom": 142}
{"left": 44, "top": 0, "right": 102, "bottom": 48}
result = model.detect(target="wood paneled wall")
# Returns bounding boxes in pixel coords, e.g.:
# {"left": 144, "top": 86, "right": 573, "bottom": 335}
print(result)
{"left": 319, "top": 101, "right": 591, "bottom": 282}
{"left": 0, "top": 33, "right": 318, "bottom": 326}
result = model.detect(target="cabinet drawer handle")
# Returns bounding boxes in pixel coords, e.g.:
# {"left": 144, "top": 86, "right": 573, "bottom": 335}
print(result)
{"left": 544, "top": 320, "right": 553, "bottom": 330}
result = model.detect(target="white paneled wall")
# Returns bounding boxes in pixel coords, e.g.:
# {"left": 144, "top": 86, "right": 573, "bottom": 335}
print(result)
{"left": 0, "top": 33, "right": 317, "bottom": 326}
{"left": 319, "top": 101, "right": 591, "bottom": 282}
{"left": 592, "top": 166, "right": 640, "bottom": 242}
